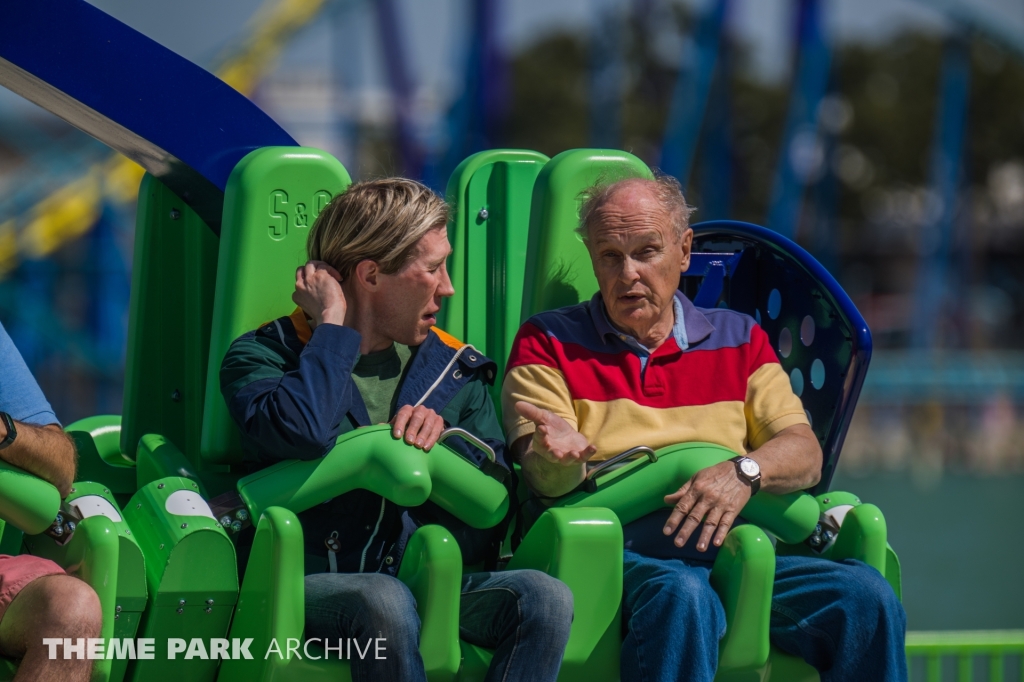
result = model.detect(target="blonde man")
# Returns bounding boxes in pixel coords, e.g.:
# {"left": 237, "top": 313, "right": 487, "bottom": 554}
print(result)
{"left": 220, "top": 178, "right": 572, "bottom": 682}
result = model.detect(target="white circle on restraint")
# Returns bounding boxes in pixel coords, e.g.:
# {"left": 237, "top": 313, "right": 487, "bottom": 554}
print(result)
{"left": 165, "top": 490, "right": 216, "bottom": 519}
{"left": 70, "top": 495, "right": 122, "bottom": 523}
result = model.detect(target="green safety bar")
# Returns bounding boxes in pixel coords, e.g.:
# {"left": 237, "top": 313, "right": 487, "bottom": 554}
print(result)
{"left": 710, "top": 525, "right": 776, "bottom": 676}
{"left": 238, "top": 425, "right": 509, "bottom": 528}
{"left": 66, "top": 515, "right": 120, "bottom": 682}
{"left": 220, "top": 508, "right": 466, "bottom": 682}
{"left": 508, "top": 507, "right": 622, "bottom": 669}
{"left": 554, "top": 442, "right": 820, "bottom": 544}
{"left": 0, "top": 460, "right": 61, "bottom": 536}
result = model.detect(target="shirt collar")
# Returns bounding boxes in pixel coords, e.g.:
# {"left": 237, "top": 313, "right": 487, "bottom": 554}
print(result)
{"left": 589, "top": 291, "right": 715, "bottom": 353}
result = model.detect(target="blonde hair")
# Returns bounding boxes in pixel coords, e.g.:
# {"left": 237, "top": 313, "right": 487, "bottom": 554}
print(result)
{"left": 307, "top": 178, "right": 449, "bottom": 279}
{"left": 577, "top": 174, "right": 696, "bottom": 243}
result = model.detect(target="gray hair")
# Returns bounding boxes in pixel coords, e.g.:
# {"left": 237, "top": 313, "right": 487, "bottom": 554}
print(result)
{"left": 307, "top": 177, "right": 449, "bottom": 280}
{"left": 576, "top": 174, "right": 696, "bottom": 243}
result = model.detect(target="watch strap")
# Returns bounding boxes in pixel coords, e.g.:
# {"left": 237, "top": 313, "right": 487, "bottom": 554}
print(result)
{"left": 0, "top": 412, "right": 16, "bottom": 451}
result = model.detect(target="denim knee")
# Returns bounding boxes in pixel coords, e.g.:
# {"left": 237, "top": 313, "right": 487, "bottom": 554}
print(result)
{"left": 621, "top": 556, "right": 725, "bottom": 682}
{"left": 305, "top": 572, "right": 421, "bottom": 642}
{"left": 834, "top": 560, "right": 905, "bottom": 630}
{"left": 512, "top": 569, "right": 574, "bottom": 630}
{"left": 632, "top": 564, "right": 719, "bottom": 613}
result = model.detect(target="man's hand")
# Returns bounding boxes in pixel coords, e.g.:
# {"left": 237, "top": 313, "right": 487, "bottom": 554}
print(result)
{"left": 292, "top": 261, "right": 347, "bottom": 328}
{"left": 514, "top": 401, "right": 597, "bottom": 466}
{"left": 662, "top": 460, "right": 751, "bottom": 552}
{"left": 391, "top": 405, "right": 445, "bottom": 451}
{"left": 662, "top": 423, "right": 822, "bottom": 553}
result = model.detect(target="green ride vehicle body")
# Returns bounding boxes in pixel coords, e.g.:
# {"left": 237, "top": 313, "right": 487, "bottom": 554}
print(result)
{"left": 2, "top": 145, "right": 1011, "bottom": 682}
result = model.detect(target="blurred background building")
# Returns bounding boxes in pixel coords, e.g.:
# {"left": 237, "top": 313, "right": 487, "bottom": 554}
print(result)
{"left": 1, "top": 0, "right": 1022, "bottom": 630}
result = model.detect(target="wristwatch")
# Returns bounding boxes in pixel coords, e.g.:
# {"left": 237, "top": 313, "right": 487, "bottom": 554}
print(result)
{"left": 0, "top": 412, "right": 17, "bottom": 451}
{"left": 729, "top": 456, "right": 761, "bottom": 495}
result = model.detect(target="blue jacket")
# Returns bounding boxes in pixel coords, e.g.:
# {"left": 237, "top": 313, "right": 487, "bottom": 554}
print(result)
{"left": 220, "top": 309, "right": 510, "bottom": 575}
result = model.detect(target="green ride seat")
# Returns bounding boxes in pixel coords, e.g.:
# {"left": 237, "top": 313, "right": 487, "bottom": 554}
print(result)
{"left": 440, "top": 149, "right": 550, "bottom": 406}
{"left": 446, "top": 148, "right": 899, "bottom": 681}
{"left": 193, "top": 147, "right": 622, "bottom": 682}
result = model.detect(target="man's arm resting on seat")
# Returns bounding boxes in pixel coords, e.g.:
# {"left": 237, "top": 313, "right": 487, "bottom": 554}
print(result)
{"left": 510, "top": 402, "right": 596, "bottom": 498}
{"left": 663, "top": 423, "right": 822, "bottom": 553}
{"left": 0, "top": 420, "right": 76, "bottom": 497}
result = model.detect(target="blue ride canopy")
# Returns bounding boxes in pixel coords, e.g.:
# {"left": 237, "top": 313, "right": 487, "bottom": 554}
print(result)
{"left": 0, "top": 0, "right": 298, "bottom": 230}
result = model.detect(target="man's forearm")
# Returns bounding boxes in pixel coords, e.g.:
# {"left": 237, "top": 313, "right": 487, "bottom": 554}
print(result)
{"left": 521, "top": 450, "right": 585, "bottom": 497}
{"left": 512, "top": 436, "right": 586, "bottom": 498}
{"left": 0, "top": 422, "right": 76, "bottom": 496}
{"left": 748, "top": 424, "right": 822, "bottom": 494}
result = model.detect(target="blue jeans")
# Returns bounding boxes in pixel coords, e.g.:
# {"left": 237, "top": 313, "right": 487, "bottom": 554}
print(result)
{"left": 621, "top": 551, "right": 907, "bottom": 682}
{"left": 305, "top": 569, "right": 573, "bottom": 682}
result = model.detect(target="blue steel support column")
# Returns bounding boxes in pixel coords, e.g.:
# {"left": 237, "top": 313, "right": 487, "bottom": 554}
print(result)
{"left": 331, "top": 1, "right": 360, "bottom": 170}
{"left": 477, "top": 0, "right": 506, "bottom": 149}
{"left": 589, "top": 0, "right": 627, "bottom": 149}
{"left": 809, "top": 132, "right": 841, "bottom": 275}
{"left": 910, "top": 35, "right": 971, "bottom": 350}
{"left": 699, "top": 22, "right": 733, "bottom": 220}
{"left": 87, "top": 201, "right": 131, "bottom": 412}
{"left": 428, "top": 0, "right": 503, "bottom": 190}
{"left": 659, "top": 0, "right": 728, "bottom": 188}
{"left": 375, "top": 0, "right": 423, "bottom": 178}
{"left": 766, "top": 0, "right": 831, "bottom": 239}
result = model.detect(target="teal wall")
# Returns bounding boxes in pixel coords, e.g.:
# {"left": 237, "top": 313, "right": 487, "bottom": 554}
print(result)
{"left": 832, "top": 472, "right": 1024, "bottom": 630}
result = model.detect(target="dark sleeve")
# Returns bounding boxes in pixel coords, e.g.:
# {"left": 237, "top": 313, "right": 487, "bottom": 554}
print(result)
{"left": 220, "top": 324, "right": 362, "bottom": 462}
{"left": 440, "top": 379, "right": 510, "bottom": 480}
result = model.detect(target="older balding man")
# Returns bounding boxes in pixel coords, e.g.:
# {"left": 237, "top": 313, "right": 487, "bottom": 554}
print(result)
{"left": 502, "top": 176, "right": 906, "bottom": 682}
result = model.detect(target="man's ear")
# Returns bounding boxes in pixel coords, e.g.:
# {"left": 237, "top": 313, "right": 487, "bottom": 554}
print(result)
{"left": 680, "top": 228, "right": 693, "bottom": 274}
{"left": 352, "top": 259, "right": 381, "bottom": 291}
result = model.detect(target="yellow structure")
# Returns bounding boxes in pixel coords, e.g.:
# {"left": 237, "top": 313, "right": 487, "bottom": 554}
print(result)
{"left": 0, "top": 0, "right": 331, "bottom": 277}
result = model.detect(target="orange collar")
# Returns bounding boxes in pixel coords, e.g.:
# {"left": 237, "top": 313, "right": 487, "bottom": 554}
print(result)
{"left": 286, "top": 307, "right": 464, "bottom": 351}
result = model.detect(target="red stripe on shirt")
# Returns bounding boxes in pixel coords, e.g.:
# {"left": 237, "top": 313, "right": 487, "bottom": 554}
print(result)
{"left": 507, "top": 321, "right": 781, "bottom": 409}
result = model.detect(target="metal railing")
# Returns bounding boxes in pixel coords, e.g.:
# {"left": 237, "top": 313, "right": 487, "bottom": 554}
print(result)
{"left": 906, "top": 630, "right": 1024, "bottom": 681}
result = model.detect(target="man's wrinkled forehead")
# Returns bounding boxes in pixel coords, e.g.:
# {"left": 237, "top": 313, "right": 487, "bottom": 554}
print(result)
{"left": 590, "top": 181, "right": 674, "bottom": 238}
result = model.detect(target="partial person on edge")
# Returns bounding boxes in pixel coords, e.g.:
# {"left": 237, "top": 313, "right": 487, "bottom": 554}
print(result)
{"left": 0, "top": 321, "right": 102, "bottom": 682}
{"left": 502, "top": 175, "right": 907, "bottom": 682}
{"left": 220, "top": 178, "right": 573, "bottom": 682}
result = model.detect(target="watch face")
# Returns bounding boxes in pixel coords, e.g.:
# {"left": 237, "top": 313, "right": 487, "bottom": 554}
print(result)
{"left": 739, "top": 458, "right": 760, "bottom": 477}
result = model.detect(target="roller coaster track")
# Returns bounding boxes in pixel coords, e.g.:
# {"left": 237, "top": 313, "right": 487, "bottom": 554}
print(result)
{"left": 0, "top": 0, "right": 332, "bottom": 276}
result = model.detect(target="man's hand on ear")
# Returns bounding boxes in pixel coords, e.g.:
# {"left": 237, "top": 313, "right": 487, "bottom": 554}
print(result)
{"left": 293, "top": 261, "right": 347, "bottom": 327}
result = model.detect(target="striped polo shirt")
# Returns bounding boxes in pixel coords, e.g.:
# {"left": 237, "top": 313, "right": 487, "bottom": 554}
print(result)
{"left": 502, "top": 291, "right": 808, "bottom": 461}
